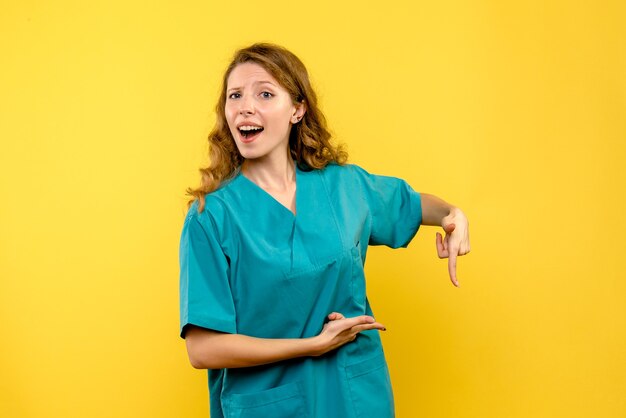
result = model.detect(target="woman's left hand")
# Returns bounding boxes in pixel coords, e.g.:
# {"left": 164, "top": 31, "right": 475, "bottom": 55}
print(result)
{"left": 436, "top": 207, "right": 470, "bottom": 287}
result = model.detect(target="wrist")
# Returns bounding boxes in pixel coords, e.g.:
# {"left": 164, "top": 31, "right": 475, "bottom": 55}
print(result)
{"left": 441, "top": 206, "right": 456, "bottom": 224}
{"left": 306, "top": 335, "right": 326, "bottom": 357}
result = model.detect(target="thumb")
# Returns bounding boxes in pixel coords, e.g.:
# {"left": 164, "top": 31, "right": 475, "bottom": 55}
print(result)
{"left": 444, "top": 222, "right": 456, "bottom": 234}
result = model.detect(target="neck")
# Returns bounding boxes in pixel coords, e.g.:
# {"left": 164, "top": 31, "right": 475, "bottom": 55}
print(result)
{"left": 241, "top": 152, "right": 296, "bottom": 191}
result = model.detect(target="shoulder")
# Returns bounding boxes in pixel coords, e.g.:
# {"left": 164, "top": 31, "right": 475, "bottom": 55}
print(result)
{"left": 186, "top": 194, "right": 225, "bottom": 221}
{"left": 184, "top": 182, "right": 237, "bottom": 239}
{"left": 191, "top": 172, "right": 244, "bottom": 217}
{"left": 316, "top": 163, "right": 371, "bottom": 182}
{"left": 318, "top": 163, "right": 416, "bottom": 201}
{"left": 317, "top": 163, "right": 395, "bottom": 192}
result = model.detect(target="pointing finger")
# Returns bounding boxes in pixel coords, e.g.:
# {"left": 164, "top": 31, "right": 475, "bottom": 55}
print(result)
{"left": 343, "top": 315, "right": 376, "bottom": 328}
{"left": 352, "top": 322, "right": 386, "bottom": 333}
{"left": 448, "top": 250, "right": 459, "bottom": 287}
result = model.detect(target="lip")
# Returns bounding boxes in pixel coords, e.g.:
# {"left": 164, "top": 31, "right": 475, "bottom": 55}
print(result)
{"left": 236, "top": 122, "right": 263, "bottom": 129}
{"left": 239, "top": 130, "right": 261, "bottom": 144}
{"left": 235, "top": 121, "right": 264, "bottom": 144}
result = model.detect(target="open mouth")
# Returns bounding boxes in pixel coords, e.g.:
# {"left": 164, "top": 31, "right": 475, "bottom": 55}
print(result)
{"left": 238, "top": 126, "right": 264, "bottom": 141}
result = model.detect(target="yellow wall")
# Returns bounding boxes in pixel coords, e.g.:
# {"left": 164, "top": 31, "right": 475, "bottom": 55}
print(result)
{"left": 1, "top": 1, "right": 624, "bottom": 417}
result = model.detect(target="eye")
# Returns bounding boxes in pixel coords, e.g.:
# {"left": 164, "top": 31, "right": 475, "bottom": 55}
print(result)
{"left": 228, "top": 92, "right": 241, "bottom": 99}
{"left": 260, "top": 91, "right": 273, "bottom": 99}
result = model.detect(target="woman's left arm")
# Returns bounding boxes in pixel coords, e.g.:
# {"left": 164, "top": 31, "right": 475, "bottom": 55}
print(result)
{"left": 420, "top": 193, "right": 471, "bottom": 287}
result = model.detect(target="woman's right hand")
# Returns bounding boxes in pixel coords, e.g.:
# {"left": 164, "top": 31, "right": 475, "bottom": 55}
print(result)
{"left": 313, "top": 312, "right": 386, "bottom": 356}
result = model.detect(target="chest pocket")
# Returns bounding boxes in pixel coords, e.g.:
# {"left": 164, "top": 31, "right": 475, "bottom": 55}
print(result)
{"left": 276, "top": 245, "right": 364, "bottom": 338}
{"left": 223, "top": 381, "right": 309, "bottom": 418}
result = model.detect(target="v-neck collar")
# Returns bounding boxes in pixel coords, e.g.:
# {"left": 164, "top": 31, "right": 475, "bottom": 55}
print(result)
{"left": 236, "top": 163, "right": 301, "bottom": 217}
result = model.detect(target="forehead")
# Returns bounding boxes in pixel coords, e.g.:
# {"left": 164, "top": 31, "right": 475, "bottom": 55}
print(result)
{"left": 226, "top": 62, "right": 280, "bottom": 89}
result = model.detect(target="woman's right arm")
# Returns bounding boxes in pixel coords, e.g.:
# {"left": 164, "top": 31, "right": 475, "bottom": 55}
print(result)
{"left": 185, "top": 313, "right": 385, "bottom": 369}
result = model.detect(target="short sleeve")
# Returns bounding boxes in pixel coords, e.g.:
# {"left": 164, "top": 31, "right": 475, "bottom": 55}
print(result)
{"left": 179, "top": 205, "right": 236, "bottom": 338}
{"left": 353, "top": 165, "right": 422, "bottom": 248}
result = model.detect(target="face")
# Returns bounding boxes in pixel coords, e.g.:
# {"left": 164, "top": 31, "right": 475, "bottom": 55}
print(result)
{"left": 225, "top": 62, "right": 305, "bottom": 163}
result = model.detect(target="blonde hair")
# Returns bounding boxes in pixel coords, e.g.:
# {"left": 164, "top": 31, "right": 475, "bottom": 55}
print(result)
{"left": 186, "top": 43, "right": 347, "bottom": 212}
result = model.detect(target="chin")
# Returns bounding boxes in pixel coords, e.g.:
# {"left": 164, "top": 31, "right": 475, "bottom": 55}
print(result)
{"left": 234, "top": 135, "right": 291, "bottom": 162}
{"left": 239, "top": 151, "right": 262, "bottom": 160}
{"left": 237, "top": 149, "right": 270, "bottom": 162}
{"left": 235, "top": 143, "right": 262, "bottom": 159}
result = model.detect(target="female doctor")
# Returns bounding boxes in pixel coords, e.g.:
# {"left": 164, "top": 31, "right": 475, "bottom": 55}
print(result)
{"left": 179, "top": 43, "right": 470, "bottom": 418}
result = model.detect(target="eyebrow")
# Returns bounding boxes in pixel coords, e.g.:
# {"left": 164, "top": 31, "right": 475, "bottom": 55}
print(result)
{"left": 227, "top": 80, "right": 276, "bottom": 93}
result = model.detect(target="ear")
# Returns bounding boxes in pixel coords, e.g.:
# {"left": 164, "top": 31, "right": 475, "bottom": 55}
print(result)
{"left": 291, "top": 100, "right": 307, "bottom": 123}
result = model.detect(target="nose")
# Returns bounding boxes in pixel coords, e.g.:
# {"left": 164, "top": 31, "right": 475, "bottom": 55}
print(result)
{"left": 238, "top": 94, "right": 255, "bottom": 115}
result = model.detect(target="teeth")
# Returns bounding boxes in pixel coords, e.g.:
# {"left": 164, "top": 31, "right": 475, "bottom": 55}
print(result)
{"left": 239, "top": 126, "right": 263, "bottom": 131}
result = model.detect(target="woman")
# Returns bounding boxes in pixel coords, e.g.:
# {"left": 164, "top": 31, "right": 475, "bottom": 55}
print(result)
{"left": 180, "top": 43, "right": 470, "bottom": 418}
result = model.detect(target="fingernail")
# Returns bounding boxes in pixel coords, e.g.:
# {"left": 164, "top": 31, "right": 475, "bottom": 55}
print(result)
{"left": 382, "top": 327, "right": 387, "bottom": 331}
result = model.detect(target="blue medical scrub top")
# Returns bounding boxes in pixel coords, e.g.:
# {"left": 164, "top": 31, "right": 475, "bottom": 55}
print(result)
{"left": 179, "top": 163, "right": 422, "bottom": 418}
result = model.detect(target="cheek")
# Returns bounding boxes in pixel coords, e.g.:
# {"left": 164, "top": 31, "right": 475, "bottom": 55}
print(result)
{"left": 224, "top": 107, "right": 237, "bottom": 127}
{"left": 264, "top": 106, "right": 294, "bottom": 126}
{"left": 224, "top": 105, "right": 234, "bottom": 118}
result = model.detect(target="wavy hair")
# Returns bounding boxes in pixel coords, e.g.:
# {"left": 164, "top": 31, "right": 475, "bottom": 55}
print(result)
{"left": 186, "top": 43, "right": 347, "bottom": 212}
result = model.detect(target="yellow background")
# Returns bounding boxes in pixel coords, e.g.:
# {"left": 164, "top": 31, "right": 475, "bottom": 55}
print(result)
{"left": 1, "top": 1, "right": 625, "bottom": 417}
